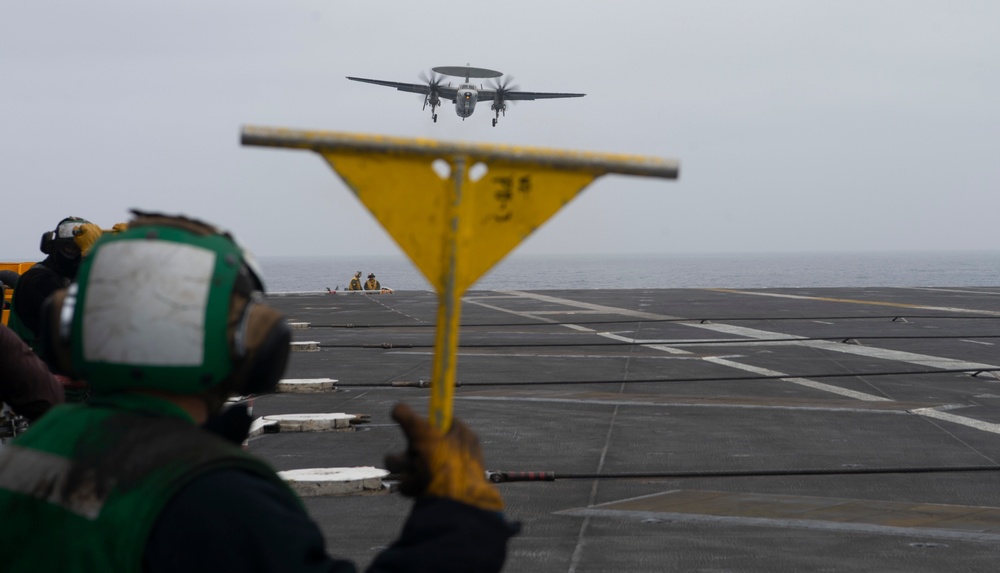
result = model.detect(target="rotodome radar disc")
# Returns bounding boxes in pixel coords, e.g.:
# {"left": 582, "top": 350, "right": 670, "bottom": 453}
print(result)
{"left": 432, "top": 66, "right": 502, "bottom": 79}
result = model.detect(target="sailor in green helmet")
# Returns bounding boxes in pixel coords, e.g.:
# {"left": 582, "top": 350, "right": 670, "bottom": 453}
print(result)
{"left": 0, "top": 210, "right": 515, "bottom": 572}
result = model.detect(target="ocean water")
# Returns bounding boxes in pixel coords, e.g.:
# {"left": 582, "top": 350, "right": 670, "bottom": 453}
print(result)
{"left": 257, "top": 251, "right": 1000, "bottom": 293}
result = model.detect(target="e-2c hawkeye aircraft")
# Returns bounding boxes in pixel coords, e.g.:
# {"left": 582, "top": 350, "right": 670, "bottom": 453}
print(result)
{"left": 346, "top": 65, "right": 585, "bottom": 126}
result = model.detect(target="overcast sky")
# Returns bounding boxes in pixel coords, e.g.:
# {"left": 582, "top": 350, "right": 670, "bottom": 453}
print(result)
{"left": 3, "top": 1, "right": 998, "bottom": 260}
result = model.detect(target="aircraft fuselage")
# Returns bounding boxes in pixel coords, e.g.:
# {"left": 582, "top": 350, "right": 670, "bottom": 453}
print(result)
{"left": 455, "top": 84, "right": 479, "bottom": 118}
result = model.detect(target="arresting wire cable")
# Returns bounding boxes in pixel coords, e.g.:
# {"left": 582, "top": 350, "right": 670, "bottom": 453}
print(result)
{"left": 305, "top": 314, "right": 1000, "bottom": 329}
{"left": 478, "top": 464, "right": 1000, "bottom": 483}
{"left": 316, "top": 333, "right": 1000, "bottom": 350}
{"left": 330, "top": 366, "right": 1000, "bottom": 388}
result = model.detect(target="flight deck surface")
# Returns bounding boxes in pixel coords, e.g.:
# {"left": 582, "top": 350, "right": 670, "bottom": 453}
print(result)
{"left": 252, "top": 287, "right": 1000, "bottom": 572}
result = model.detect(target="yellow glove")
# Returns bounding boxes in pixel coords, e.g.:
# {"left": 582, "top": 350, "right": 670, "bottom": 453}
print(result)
{"left": 72, "top": 223, "right": 103, "bottom": 255}
{"left": 107, "top": 222, "right": 129, "bottom": 234}
{"left": 385, "top": 403, "right": 504, "bottom": 512}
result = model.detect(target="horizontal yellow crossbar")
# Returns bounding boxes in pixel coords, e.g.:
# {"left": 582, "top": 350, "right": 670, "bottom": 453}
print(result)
{"left": 241, "top": 126, "right": 679, "bottom": 180}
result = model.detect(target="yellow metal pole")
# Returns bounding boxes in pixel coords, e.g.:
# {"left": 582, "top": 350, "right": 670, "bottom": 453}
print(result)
{"left": 241, "top": 127, "right": 680, "bottom": 430}
{"left": 430, "top": 156, "right": 465, "bottom": 430}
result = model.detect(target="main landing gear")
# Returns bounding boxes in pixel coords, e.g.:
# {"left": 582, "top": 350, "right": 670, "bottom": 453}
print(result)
{"left": 491, "top": 102, "right": 506, "bottom": 127}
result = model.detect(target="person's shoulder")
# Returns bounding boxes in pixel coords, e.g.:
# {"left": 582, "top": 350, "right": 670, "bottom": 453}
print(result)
{"left": 147, "top": 468, "right": 355, "bottom": 572}
{"left": 176, "top": 467, "right": 295, "bottom": 507}
{"left": 18, "top": 262, "right": 65, "bottom": 288}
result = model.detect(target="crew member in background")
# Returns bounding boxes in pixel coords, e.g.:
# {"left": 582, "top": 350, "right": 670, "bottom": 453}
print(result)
{"left": 0, "top": 211, "right": 516, "bottom": 572}
{"left": 7, "top": 217, "right": 102, "bottom": 356}
{"left": 348, "top": 271, "right": 363, "bottom": 291}
{"left": 0, "top": 324, "right": 63, "bottom": 422}
{"left": 364, "top": 272, "right": 381, "bottom": 291}
{"left": 0, "top": 269, "right": 19, "bottom": 310}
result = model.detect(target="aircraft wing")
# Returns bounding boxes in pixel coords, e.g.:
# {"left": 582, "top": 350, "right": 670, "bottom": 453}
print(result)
{"left": 478, "top": 90, "right": 586, "bottom": 101}
{"left": 346, "top": 76, "right": 459, "bottom": 99}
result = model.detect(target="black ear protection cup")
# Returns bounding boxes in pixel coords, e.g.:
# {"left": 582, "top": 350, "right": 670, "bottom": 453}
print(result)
{"left": 226, "top": 290, "right": 291, "bottom": 396}
{"left": 40, "top": 231, "right": 56, "bottom": 255}
{"left": 38, "top": 287, "right": 74, "bottom": 375}
{"left": 233, "top": 302, "right": 291, "bottom": 395}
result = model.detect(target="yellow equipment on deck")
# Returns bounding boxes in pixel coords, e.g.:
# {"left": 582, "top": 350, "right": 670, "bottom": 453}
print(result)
{"left": 1, "top": 262, "right": 34, "bottom": 327}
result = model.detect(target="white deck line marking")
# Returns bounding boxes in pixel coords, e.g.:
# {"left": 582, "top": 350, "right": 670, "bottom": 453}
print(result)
{"left": 702, "top": 357, "right": 892, "bottom": 402}
{"left": 644, "top": 344, "right": 692, "bottom": 355}
{"left": 494, "top": 291, "right": 680, "bottom": 320}
{"left": 961, "top": 339, "right": 994, "bottom": 346}
{"left": 909, "top": 287, "right": 1000, "bottom": 296}
{"left": 523, "top": 310, "right": 609, "bottom": 315}
{"left": 489, "top": 290, "right": 1000, "bottom": 372}
{"left": 910, "top": 408, "right": 1000, "bottom": 435}
{"left": 470, "top": 291, "right": 1000, "bottom": 434}
{"left": 461, "top": 298, "right": 561, "bottom": 324}
{"left": 595, "top": 332, "right": 638, "bottom": 343}
{"left": 390, "top": 351, "right": 734, "bottom": 360}
{"left": 704, "top": 288, "right": 1000, "bottom": 316}
{"left": 501, "top": 289, "right": 1000, "bottom": 370}
{"left": 687, "top": 322, "right": 1000, "bottom": 371}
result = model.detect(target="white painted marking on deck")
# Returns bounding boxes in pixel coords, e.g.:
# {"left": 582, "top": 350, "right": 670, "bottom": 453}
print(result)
{"left": 961, "top": 339, "right": 994, "bottom": 346}
{"left": 685, "top": 322, "right": 999, "bottom": 371}
{"left": 644, "top": 344, "right": 692, "bottom": 355}
{"left": 525, "top": 310, "right": 609, "bottom": 315}
{"left": 702, "top": 357, "right": 892, "bottom": 402}
{"left": 494, "top": 291, "right": 679, "bottom": 321}
{"left": 468, "top": 291, "right": 1000, "bottom": 435}
{"left": 704, "top": 288, "right": 1000, "bottom": 316}
{"left": 908, "top": 287, "right": 1000, "bottom": 296}
{"left": 493, "top": 293, "right": 1000, "bottom": 373}
{"left": 390, "top": 351, "right": 736, "bottom": 360}
{"left": 910, "top": 408, "right": 1000, "bottom": 435}
{"left": 596, "top": 332, "right": 638, "bottom": 343}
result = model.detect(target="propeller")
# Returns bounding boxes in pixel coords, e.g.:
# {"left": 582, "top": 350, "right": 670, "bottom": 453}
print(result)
{"left": 489, "top": 75, "right": 519, "bottom": 116}
{"left": 419, "top": 70, "right": 445, "bottom": 110}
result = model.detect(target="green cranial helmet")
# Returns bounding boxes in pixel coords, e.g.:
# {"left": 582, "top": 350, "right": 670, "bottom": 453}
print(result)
{"left": 48, "top": 210, "right": 290, "bottom": 396}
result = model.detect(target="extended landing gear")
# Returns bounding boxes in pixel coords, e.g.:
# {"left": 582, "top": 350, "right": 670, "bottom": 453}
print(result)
{"left": 425, "top": 97, "right": 440, "bottom": 124}
{"left": 491, "top": 101, "right": 506, "bottom": 127}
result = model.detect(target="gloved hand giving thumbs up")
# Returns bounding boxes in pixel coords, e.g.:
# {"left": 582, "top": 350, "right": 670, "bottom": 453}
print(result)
{"left": 385, "top": 403, "right": 504, "bottom": 512}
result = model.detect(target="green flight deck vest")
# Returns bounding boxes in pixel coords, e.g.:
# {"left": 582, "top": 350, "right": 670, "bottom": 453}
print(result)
{"left": 0, "top": 393, "right": 293, "bottom": 572}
